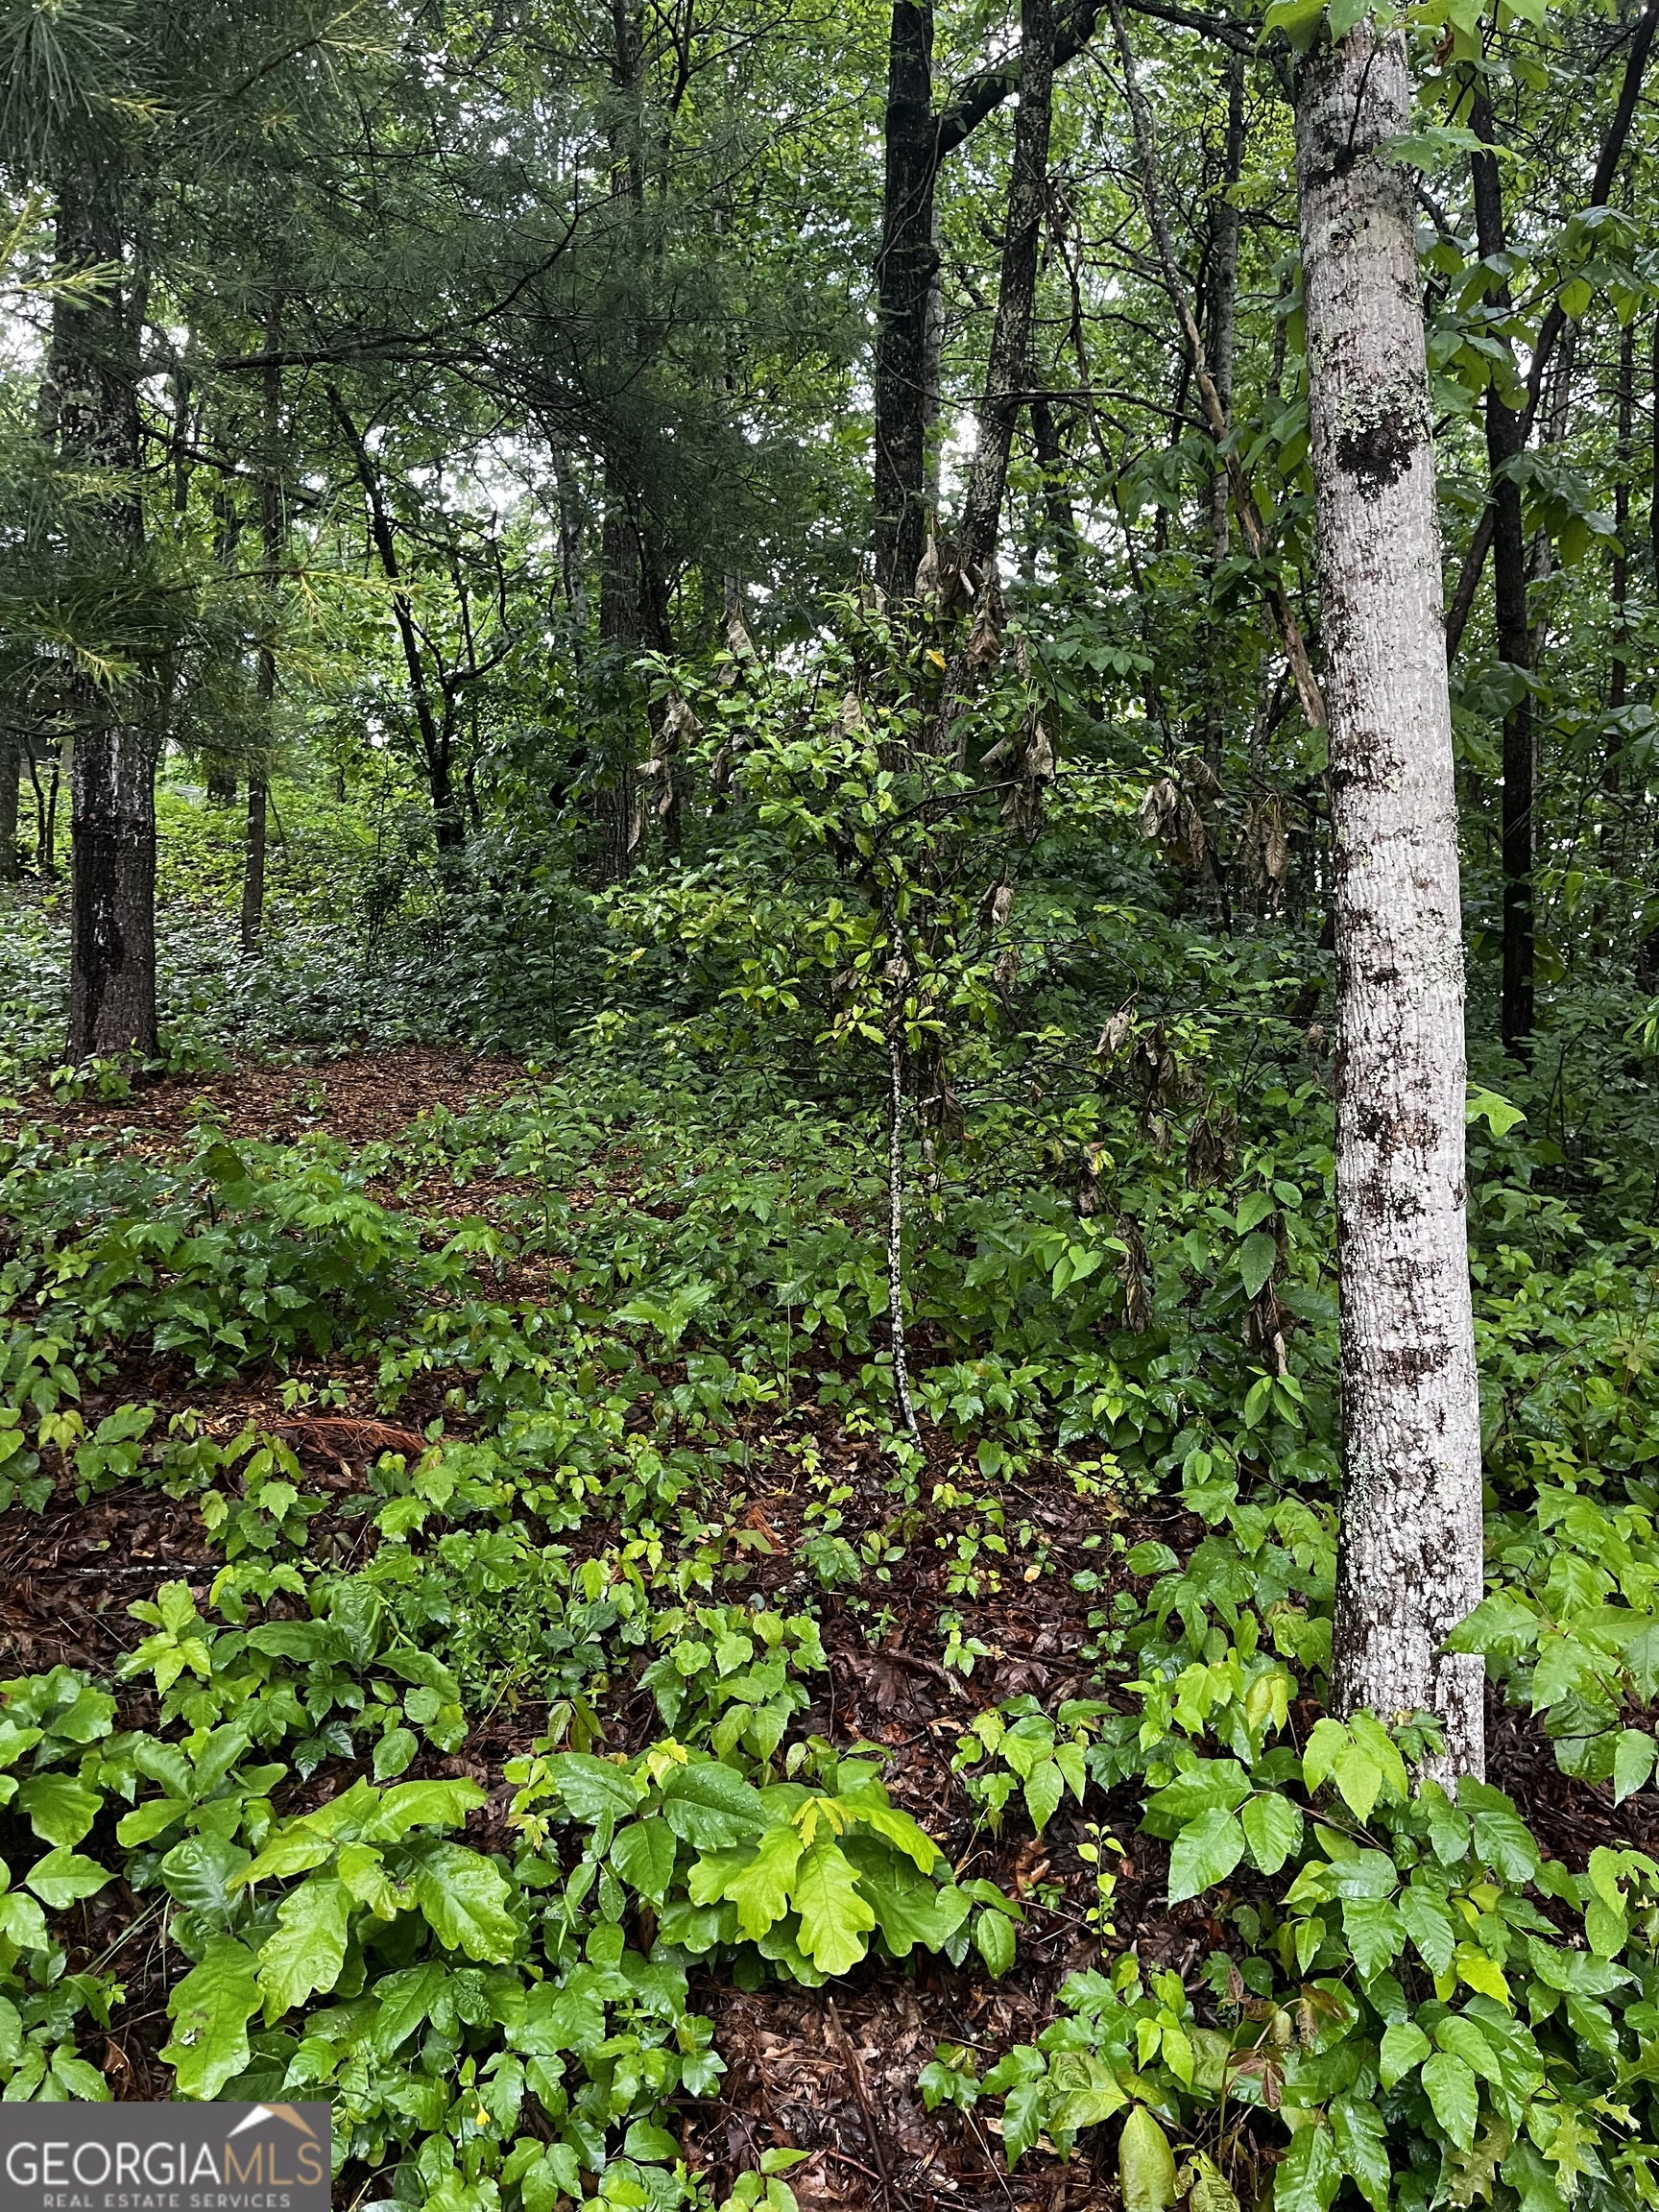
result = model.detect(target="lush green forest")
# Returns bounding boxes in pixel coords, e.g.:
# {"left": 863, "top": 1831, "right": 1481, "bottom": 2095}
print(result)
{"left": 4, "top": 0, "right": 1659, "bottom": 2207}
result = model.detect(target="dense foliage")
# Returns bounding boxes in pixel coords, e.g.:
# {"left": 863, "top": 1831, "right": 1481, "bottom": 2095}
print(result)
{"left": 3, "top": 0, "right": 1659, "bottom": 2204}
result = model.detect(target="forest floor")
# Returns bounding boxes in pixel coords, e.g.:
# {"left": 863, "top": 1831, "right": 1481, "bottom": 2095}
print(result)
{"left": 4, "top": 1046, "right": 1653, "bottom": 2209}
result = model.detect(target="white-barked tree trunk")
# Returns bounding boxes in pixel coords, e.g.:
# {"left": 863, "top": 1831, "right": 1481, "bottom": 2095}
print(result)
{"left": 1295, "top": 24, "right": 1485, "bottom": 1777}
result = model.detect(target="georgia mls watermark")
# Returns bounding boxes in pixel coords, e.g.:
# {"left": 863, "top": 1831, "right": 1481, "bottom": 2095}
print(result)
{"left": 0, "top": 2102, "right": 330, "bottom": 2212}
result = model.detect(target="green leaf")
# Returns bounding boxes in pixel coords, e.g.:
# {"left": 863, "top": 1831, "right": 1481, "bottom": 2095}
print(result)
{"left": 1331, "top": 1741, "right": 1382, "bottom": 1822}
{"left": 612, "top": 1817, "right": 678, "bottom": 1903}
{"left": 1457, "top": 1778, "right": 1539, "bottom": 1883}
{"left": 1167, "top": 1808, "right": 1246, "bottom": 1903}
{"left": 1379, "top": 2020, "right": 1431, "bottom": 2089}
{"left": 1330, "top": 2097, "right": 1388, "bottom": 2212}
{"left": 974, "top": 1904, "right": 1017, "bottom": 1978}
{"left": 415, "top": 1842, "right": 520, "bottom": 1960}
{"left": 256, "top": 1877, "right": 351, "bottom": 2019}
{"left": 366, "top": 1778, "right": 488, "bottom": 1839}
{"left": 1274, "top": 2122, "right": 1340, "bottom": 2212}
{"left": 1022, "top": 1759, "right": 1065, "bottom": 1837}
{"left": 1340, "top": 1895, "right": 1403, "bottom": 1980}
{"left": 1240, "top": 1791, "right": 1302, "bottom": 1874}
{"left": 1326, "top": 0, "right": 1371, "bottom": 35}
{"left": 1238, "top": 1234, "right": 1277, "bottom": 1300}
{"left": 723, "top": 1824, "right": 805, "bottom": 1940}
{"left": 660, "top": 1759, "right": 768, "bottom": 1848}
{"left": 1119, "top": 2105, "right": 1178, "bottom": 2212}
{"left": 1398, "top": 1886, "right": 1456, "bottom": 1975}
{"left": 163, "top": 1936, "right": 260, "bottom": 2099}
{"left": 1612, "top": 1729, "right": 1654, "bottom": 1805}
{"left": 548, "top": 1751, "right": 643, "bottom": 1824}
{"left": 23, "top": 1846, "right": 112, "bottom": 1908}
{"left": 1465, "top": 1086, "right": 1526, "bottom": 1137}
{"left": 14, "top": 1774, "right": 101, "bottom": 1846}
{"left": 373, "top": 1726, "right": 420, "bottom": 1780}
{"left": 1421, "top": 2050, "right": 1478, "bottom": 2152}
{"left": 791, "top": 1838, "right": 875, "bottom": 1974}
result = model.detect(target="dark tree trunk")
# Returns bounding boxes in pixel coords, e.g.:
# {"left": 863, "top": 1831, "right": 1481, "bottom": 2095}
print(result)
{"left": 55, "top": 160, "right": 156, "bottom": 1064}
{"left": 955, "top": 0, "right": 1055, "bottom": 587}
{"left": 1471, "top": 97, "right": 1533, "bottom": 1059}
{"left": 873, "top": 1, "right": 938, "bottom": 601}
{"left": 1611, "top": 318, "right": 1633, "bottom": 730}
{"left": 597, "top": 499, "right": 644, "bottom": 884}
{"left": 205, "top": 761, "right": 237, "bottom": 805}
{"left": 1205, "top": 53, "right": 1245, "bottom": 564}
{"left": 243, "top": 350, "right": 282, "bottom": 951}
{"left": 326, "top": 385, "right": 459, "bottom": 850}
{"left": 0, "top": 738, "right": 18, "bottom": 881}
{"left": 1029, "top": 378, "right": 1077, "bottom": 570}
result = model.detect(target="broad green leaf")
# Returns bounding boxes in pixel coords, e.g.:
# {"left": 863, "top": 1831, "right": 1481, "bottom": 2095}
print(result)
{"left": 1340, "top": 1895, "right": 1403, "bottom": 1980}
{"left": 1612, "top": 1729, "right": 1655, "bottom": 1806}
{"left": 546, "top": 1751, "right": 642, "bottom": 1824}
{"left": 841, "top": 1837, "right": 969, "bottom": 1956}
{"left": 791, "top": 1838, "right": 875, "bottom": 1974}
{"left": 163, "top": 1936, "right": 260, "bottom": 2099}
{"left": 1274, "top": 2122, "right": 1340, "bottom": 2212}
{"left": 1240, "top": 1791, "right": 1302, "bottom": 1874}
{"left": 1188, "top": 2152, "right": 1239, "bottom": 2212}
{"left": 1457, "top": 1779, "right": 1539, "bottom": 1883}
{"left": 1238, "top": 1233, "right": 1277, "bottom": 1299}
{"left": 1167, "top": 1808, "right": 1245, "bottom": 1904}
{"left": 158, "top": 1834, "right": 251, "bottom": 1919}
{"left": 1022, "top": 1759, "right": 1065, "bottom": 1837}
{"left": 612, "top": 1817, "right": 678, "bottom": 1903}
{"left": 366, "top": 1778, "right": 489, "bottom": 1839}
{"left": 1379, "top": 2020, "right": 1431, "bottom": 2089}
{"left": 337, "top": 1840, "right": 400, "bottom": 1918}
{"left": 974, "top": 1903, "right": 1016, "bottom": 1978}
{"left": 370, "top": 1962, "right": 450, "bottom": 2057}
{"left": 1331, "top": 1742, "right": 1382, "bottom": 1822}
{"left": 1330, "top": 2097, "right": 1388, "bottom": 2212}
{"left": 24, "top": 1846, "right": 112, "bottom": 1908}
{"left": 15, "top": 1774, "right": 101, "bottom": 1846}
{"left": 1119, "top": 2105, "right": 1178, "bottom": 2212}
{"left": 661, "top": 1759, "right": 767, "bottom": 1848}
{"left": 373, "top": 1726, "right": 420, "bottom": 1780}
{"left": 256, "top": 1877, "right": 351, "bottom": 2018}
{"left": 1421, "top": 2050, "right": 1478, "bottom": 2151}
{"left": 1399, "top": 1885, "right": 1456, "bottom": 1975}
{"left": 842, "top": 1793, "right": 941, "bottom": 1871}
{"left": 723, "top": 1824, "right": 804, "bottom": 1940}
{"left": 415, "top": 1842, "right": 519, "bottom": 1960}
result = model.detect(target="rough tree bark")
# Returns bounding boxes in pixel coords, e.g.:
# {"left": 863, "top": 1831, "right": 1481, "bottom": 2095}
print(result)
{"left": 1611, "top": 317, "right": 1633, "bottom": 726}
{"left": 1470, "top": 96, "right": 1533, "bottom": 1057}
{"left": 873, "top": 1, "right": 939, "bottom": 601}
{"left": 954, "top": 0, "right": 1055, "bottom": 587}
{"left": 1296, "top": 26, "right": 1484, "bottom": 1777}
{"left": 871, "top": 0, "right": 1104, "bottom": 600}
{"left": 56, "top": 158, "right": 157, "bottom": 1064}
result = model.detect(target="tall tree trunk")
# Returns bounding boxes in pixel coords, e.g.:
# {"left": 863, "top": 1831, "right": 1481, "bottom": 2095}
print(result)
{"left": 873, "top": 1, "right": 938, "bottom": 601}
{"left": 1470, "top": 96, "right": 1533, "bottom": 1058}
{"left": 597, "top": 497, "right": 644, "bottom": 884}
{"left": 243, "top": 349, "right": 282, "bottom": 952}
{"left": 326, "top": 385, "right": 459, "bottom": 850}
{"left": 1205, "top": 53, "right": 1244, "bottom": 565}
{"left": 1611, "top": 318, "right": 1634, "bottom": 728}
{"left": 55, "top": 160, "right": 157, "bottom": 1064}
{"left": 1296, "top": 26, "right": 1484, "bottom": 1779}
{"left": 0, "top": 738, "right": 18, "bottom": 882}
{"left": 954, "top": 0, "right": 1055, "bottom": 587}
